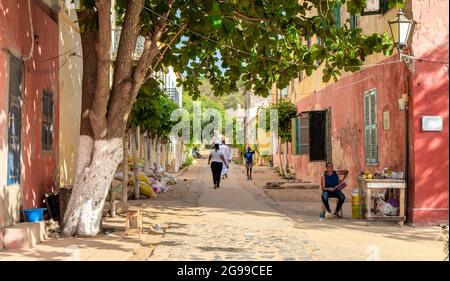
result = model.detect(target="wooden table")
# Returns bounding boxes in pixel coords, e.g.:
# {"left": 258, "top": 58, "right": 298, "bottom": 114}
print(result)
{"left": 358, "top": 177, "right": 406, "bottom": 226}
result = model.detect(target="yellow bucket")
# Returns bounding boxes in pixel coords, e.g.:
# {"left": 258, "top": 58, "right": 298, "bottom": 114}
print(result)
{"left": 352, "top": 189, "right": 366, "bottom": 219}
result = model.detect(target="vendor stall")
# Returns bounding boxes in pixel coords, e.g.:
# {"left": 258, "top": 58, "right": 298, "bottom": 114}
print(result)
{"left": 357, "top": 177, "right": 406, "bottom": 226}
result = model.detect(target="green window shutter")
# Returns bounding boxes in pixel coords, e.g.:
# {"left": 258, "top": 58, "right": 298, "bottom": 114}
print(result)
{"left": 316, "top": 38, "right": 322, "bottom": 66}
{"left": 295, "top": 117, "right": 301, "bottom": 155}
{"left": 334, "top": 3, "right": 341, "bottom": 28}
{"left": 350, "top": 14, "right": 358, "bottom": 29}
{"left": 291, "top": 118, "right": 297, "bottom": 154}
{"left": 382, "top": 0, "right": 389, "bottom": 13}
{"left": 364, "top": 90, "right": 378, "bottom": 164}
{"left": 299, "top": 114, "right": 310, "bottom": 155}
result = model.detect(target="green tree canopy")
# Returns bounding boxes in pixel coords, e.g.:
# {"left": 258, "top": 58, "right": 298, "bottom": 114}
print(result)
{"left": 110, "top": 0, "right": 404, "bottom": 99}
{"left": 261, "top": 99, "right": 297, "bottom": 142}
{"left": 130, "top": 78, "right": 178, "bottom": 138}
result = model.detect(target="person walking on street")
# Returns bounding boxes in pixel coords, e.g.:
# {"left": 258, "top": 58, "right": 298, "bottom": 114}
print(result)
{"left": 243, "top": 146, "right": 255, "bottom": 180}
{"left": 208, "top": 143, "right": 229, "bottom": 189}
{"left": 220, "top": 139, "right": 232, "bottom": 179}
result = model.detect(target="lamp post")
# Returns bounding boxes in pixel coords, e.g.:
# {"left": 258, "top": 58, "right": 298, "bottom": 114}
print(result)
{"left": 388, "top": 9, "right": 413, "bottom": 223}
{"left": 388, "top": 9, "right": 414, "bottom": 71}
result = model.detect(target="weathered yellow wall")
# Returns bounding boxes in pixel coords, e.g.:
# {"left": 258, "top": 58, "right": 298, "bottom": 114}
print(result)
{"left": 287, "top": 3, "right": 402, "bottom": 104}
{"left": 58, "top": 5, "right": 82, "bottom": 187}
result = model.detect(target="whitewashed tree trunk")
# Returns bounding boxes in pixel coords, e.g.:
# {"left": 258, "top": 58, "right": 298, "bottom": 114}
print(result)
{"left": 285, "top": 141, "right": 289, "bottom": 175}
{"left": 143, "top": 133, "right": 149, "bottom": 171}
{"left": 131, "top": 128, "right": 140, "bottom": 199}
{"left": 277, "top": 137, "right": 286, "bottom": 177}
{"left": 122, "top": 131, "right": 129, "bottom": 205}
{"left": 63, "top": 137, "right": 123, "bottom": 237}
{"left": 157, "top": 137, "right": 161, "bottom": 169}
{"left": 148, "top": 133, "right": 153, "bottom": 168}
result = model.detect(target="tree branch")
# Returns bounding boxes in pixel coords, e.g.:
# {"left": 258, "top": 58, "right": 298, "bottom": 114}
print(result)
{"left": 153, "top": 24, "right": 187, "bottom": 73}
{"left": 112, "top": 0, "right": 144, "bottom": 91}
{"left": 106, "top": 0, "right": 175, "bottom": 138}
{"left": 89, "top": 0, "right": 111, "bottom": 139}
{"left": 133, "top": 0, "right": 175, "bottom": 85}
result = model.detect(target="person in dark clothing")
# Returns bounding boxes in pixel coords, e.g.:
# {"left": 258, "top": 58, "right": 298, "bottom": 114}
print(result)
{"left": 208, "top": 143, "right": 229, "bottom": 189}
{"left": 243, "top": 147, "right": 255, "bottom": 180}
{"left": 321, "top": 162, "right": 348, "bottom": 218}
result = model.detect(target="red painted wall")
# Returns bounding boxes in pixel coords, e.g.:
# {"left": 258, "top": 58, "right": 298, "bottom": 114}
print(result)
{"left": 286, "top": 56, "right": 408, "bottom": 199}
{"left": 408, "top": 1, "right": 449, "bottom": 224}
{"left": 0, "top": 0, "right": 59, "bottom": 208}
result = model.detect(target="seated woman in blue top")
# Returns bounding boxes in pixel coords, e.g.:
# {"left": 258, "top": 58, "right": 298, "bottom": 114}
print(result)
{"left": 321, "top": 162, "right": 348, "bottom": 218}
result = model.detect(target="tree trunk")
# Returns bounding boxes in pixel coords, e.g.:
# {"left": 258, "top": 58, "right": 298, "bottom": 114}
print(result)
{"left": 62, "top": 0, "right": 174, "bottom": 236}
{"left": 143, "top": 133, "right": 149, "bottom": 172}
{"left": 277, "top": 137, "right": 286, "bottom": 177}
{"left": 62, "top": 138, "right": 123, "bottom": 236}
{"left": 131, "top": 127, "right": 140, "bottom": 199}
{"left": 285, "top": 141, "right": 289, "bottom": 175}
{"left": 148, "top": 133, "right": 153, "bottom": 169}
{"left": 109, "top": 184, "right": 115, "bottom": 218}
{"left": 122, "top": 130, "right": 129, "bottom": 205}
{"left": 157, "top": 137, "right": 161, "bottom": 169}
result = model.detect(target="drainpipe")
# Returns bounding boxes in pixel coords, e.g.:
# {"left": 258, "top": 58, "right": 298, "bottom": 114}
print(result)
{"left": 404, "top": 71, "right": 411, "bottom": 223}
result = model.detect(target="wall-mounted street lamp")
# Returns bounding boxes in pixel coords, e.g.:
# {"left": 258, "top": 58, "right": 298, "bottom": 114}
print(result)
{"left": 388, "top": 9, "right": 414, "bottom": 222}
{"left": 388, "top": 9, "right": 415, "bottom": 72}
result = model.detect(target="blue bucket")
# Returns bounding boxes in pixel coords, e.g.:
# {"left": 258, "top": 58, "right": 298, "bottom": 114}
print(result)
{"left": 22, "top": 208, "right": 46, "bottom": 222}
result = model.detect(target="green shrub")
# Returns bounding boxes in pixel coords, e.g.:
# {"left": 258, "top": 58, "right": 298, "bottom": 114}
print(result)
{"left": 181, "top": 155, "right": 194, "bottom": 169}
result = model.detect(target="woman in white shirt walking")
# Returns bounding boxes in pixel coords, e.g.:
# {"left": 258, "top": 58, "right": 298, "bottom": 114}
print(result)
{"left": 208, "top": 143, "right": 229, "bottom": 189}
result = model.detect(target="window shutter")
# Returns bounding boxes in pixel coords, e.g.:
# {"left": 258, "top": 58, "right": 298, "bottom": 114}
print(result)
{"left": 295, "top": 117, "right": 301, "bottom": 155}
{"left": 350, "top": 14, "right": 358, "bottom": 29}
{"left": 291, "top": 117, "right": 301, "bottom": 155}
{"left": 291, "top": 118, "right": 296, "bottom": 154}
{"left": 299, "top": 114, "right": 310, "bottom": 155}
{"left": 334, "top": 3, "right": 341, "bottom": 27}
{"left": 316, "top": 38, "right": 322, "bottom": 66}
{"left": 364, "top": 90, "right": 378, "bottom": 164}
{"left": 382, "top": 0, "right": 389, "bottom": 13}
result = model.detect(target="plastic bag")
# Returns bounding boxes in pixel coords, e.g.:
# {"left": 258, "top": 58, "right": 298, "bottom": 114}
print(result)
{"left": 377, "top": 199, "right": 398, "bottom": 216}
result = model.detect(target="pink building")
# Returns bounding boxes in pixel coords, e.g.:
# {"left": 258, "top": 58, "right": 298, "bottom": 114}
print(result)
{"left": 274, "top": 0, "right": 448, "bottom": 225}
{"left": 0, "top": 0, "right": 59, "bottom": 228}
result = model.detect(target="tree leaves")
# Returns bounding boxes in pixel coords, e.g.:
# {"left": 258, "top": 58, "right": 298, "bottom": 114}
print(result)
{"left": 79, "top": 0, "right": 403, "bottom": 99}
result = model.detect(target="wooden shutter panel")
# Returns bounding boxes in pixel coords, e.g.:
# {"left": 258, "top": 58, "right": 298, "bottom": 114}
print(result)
{"left": 299, "top": 114, "right": 309, "bottom": 155}
{"left": 364, "top": 90, "right": 378, "bottom": 164}
{"left": 291, "top": 118, "right": 296, "bottom": 154}
{"left": 295, "top": 117, "right": 301, "bottom": 155}
{"left": 334, "top": 3, "right": 341, "bottom": 27}
{"left": 369, "top": 91, "right": 378, "bottom": 164}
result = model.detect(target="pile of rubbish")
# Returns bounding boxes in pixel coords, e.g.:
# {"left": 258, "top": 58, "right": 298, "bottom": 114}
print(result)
{"left": 110, "top": 158, "right": 177, "bottom": 200}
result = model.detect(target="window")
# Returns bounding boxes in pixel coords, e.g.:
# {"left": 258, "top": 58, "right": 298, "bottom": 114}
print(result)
{"left": 42, "top": 91, "right": 54, "bottom": 151}
{"left": 361, "top": 0, "right": 382, "bottom": 15}
{"left": 7, "top": 55, "right": 23, "bottom": 185}
{"left": 382, "top": 0, "right": 390, "bottom": 14}
{"left": 334, "top": 2, "right": 341, "bottom": 27}
{"left": 364, "top": 89, "right": 378, "bottom": 164}
{"left": 350, "top": 14, "right": 358, "bottom": 29}
{"left": 316, "top": 38, "right": 322, "bottom": 66}
{"left": 280, "top": 87, "right": 288, "bottom": 97}
{"left": 292, "top": 114, "right": 311, "bottom": 156}
{"left": 309, "top": 111, "right": 327, "bottom": 161}
{"left": 292, "top": 117, "right": 301, "bottom": 155}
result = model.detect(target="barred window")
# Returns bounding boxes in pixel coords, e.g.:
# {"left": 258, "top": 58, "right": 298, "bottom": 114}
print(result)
{"left": 42, "top": 91, "right": 53, "bottom": 151}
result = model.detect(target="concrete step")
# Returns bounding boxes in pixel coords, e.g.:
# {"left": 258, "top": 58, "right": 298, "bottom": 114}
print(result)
{"left": 265, "top": 181, "right": 319, "bottom": 189}
{"left": 280, "top": 182, "right": 319, "bottom": 189}
{"left": 1, "top": 221, "right": 48, "bottom": 250}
